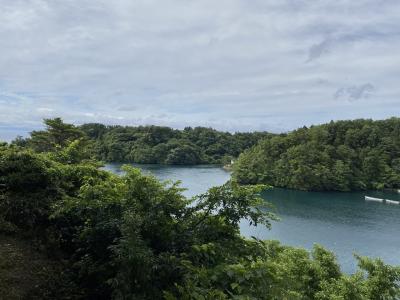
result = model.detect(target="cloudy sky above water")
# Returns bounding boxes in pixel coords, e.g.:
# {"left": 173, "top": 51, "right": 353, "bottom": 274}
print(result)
{"left": 1, "top": 0, "right": 400, "bottom": 140}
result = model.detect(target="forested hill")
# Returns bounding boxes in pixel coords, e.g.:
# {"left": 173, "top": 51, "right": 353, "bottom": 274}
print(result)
{"left": 79, "top": 123, "right": 272, "bottom": 164}
{"left": 233, "top": 118, "right": 400, "bottom": 191}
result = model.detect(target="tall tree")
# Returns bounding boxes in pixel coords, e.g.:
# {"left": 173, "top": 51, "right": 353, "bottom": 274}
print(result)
{"left": 29, "top": 118, "right": 85, "bottom": 152}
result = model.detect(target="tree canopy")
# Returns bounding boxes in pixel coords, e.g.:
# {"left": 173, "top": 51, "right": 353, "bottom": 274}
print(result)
{"left": 80, "top": 123, "right": 272, "bottom": 165}
{"left": 233, "top": 118, "right": 400, "bottom": 191}
{"left": 28, "top": 118, "right": 86, "bottom": 152}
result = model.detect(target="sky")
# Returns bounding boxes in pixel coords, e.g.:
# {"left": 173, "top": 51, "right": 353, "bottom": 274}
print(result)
{"left": 1, "top": 0, "right": 400, "bottom": 141}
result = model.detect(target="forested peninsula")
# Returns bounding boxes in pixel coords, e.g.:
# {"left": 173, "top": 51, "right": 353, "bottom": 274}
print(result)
{"left": 1, "top": 119, "right": 399, "bottom": 299}
{"left": 79, "top": 123, "right": 272, "bottom": 165}
{"left": 233, "top": 118, "right": 400, "bottom": 191}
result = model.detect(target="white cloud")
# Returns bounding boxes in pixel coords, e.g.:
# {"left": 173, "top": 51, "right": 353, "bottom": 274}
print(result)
{"left": 0, "top": 0, "right": 400, "bottom": 140}
{"left": 37, "top": 107, "right": 54, "bottom": 112}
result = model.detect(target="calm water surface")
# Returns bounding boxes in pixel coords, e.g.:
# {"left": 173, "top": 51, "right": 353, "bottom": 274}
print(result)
{"left": 104, "top": 163, "right": 400, "bottom": 273}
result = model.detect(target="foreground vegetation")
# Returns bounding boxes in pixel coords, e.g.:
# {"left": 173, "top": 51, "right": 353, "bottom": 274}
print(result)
{"left": 0, "top": 120, "right": 400, "bottom": 300}
{"left": 0, "top": 234, "right": 67, "bottom": 299}
{"left": 233, "top": 118, "right": 400, "bottom": 191}
{"left": 1, "top": 119, "right": 399, "bottom": 299}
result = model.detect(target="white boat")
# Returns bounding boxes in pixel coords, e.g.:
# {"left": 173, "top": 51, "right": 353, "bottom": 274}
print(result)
{"left": 365, "top": 196, "right": 384, "bottom": 202}
{"left": 385, "top": 199, "right": 400, "bottom": 205}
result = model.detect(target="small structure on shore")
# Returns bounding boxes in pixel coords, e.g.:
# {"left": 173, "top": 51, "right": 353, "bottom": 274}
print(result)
{"left": 223, "top": 159, "right": 235, "bottom": 171}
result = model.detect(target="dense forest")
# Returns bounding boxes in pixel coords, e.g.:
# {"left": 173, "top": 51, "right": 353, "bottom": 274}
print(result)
{"left": 78, "top": 123, "right": 272, "bottom": 164}
{"left": 233, "top": 118, "right": 400, "bottom": 192}
{"left": 1, "top": 119, "right": 399, "bottom": 299}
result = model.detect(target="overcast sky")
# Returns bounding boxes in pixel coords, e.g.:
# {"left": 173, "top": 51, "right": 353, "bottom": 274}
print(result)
{"left": 1, "top": 0, "right": 400, "bottom": 140}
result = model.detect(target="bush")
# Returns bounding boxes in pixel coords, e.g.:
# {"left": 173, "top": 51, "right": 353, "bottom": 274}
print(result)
{"left": 1, "top": 142, "right": 399, "bottom": 299}
{"left": 0, "top": 148, "right": 62, "bottom": 230}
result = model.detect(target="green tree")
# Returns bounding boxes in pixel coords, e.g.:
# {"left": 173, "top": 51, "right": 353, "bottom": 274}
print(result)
{"left": 29, "top": 118, "right": 85, "bottom": 152}
{"left": 165, "top": 143, "right": 203, "bottom": 165}
{"left": 2, "top": 122, "right": 400, "bottom": 299}
{"left": 233, "top": 118, "right": 400, "bottom": 191}
{"left": 80, "top": 123, "right": 271, "bottom": 165}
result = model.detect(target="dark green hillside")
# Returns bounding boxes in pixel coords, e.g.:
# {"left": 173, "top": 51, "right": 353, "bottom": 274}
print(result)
{"left": 79, "top": 123, "right": 272, "bottom": 164}
{"left": 233, "top": 118, "right": 400, "bottom": 191}
{"left": 12, "top": 118, "right": 271, "bottom": 165}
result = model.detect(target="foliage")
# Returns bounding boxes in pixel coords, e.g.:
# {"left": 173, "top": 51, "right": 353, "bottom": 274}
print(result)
{"left": 17, "top": 118, "right": 95, "bottom": 164}
{"left": 0, "top": 147, "right": 62, "bottom": 231}
{"left": 79, "top": 123, "right": 272, "bottom": 164}
{"left": 13, "top": 118, "right": 270, "bottom": 165}
{"left": 28, "top": 118, "right": 86, "bottom": 152}
{"left": 0, "top": 234, "right": 81, "bottom": 300}
{"left": 233, "top": 118, "right": 400, "bottom": 191}
{"left": 1, "top": 119, "right": 400, "bottom": 299}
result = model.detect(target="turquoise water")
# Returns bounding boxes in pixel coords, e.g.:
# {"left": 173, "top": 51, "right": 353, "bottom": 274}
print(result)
{"left": 104, "top": 163, "right": 400, "bottom": 273}
{"left": 103, "top": 163, "right": 230, "bottom": 197}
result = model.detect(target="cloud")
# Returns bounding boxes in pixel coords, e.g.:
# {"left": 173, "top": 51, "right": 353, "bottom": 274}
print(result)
{"left": 117, "top": 105, "right": 137, "bottom": 112}
{"left": 306, "top": 28, "right": 400, "bottom": 62}
{"left": 307, "top": 39, "right": 333, "bottom": 62}
{"left": 334, "top": 83, "right": 375, "bottom": 102}
{"left": 37, "top": 107, "right": 54, "bottom": 112}
{"left": 0, "top": 0, "right": 400, "bottom": 140}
